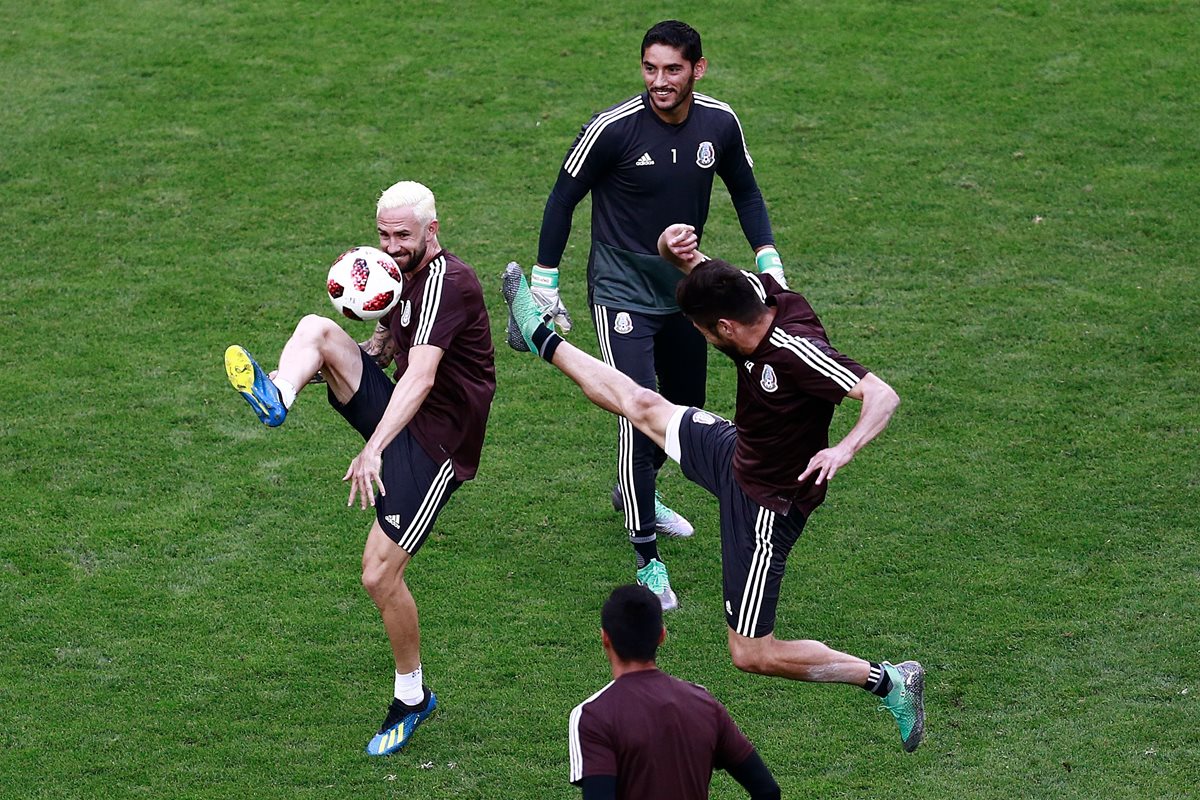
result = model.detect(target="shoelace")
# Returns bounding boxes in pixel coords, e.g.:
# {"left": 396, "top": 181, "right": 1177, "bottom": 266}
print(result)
{"left": 639, "top": 562, "right": 669, "bottom": 593}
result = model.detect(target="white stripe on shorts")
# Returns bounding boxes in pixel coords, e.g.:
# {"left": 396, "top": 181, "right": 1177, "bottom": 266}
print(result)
{"left": 397, "top": 459, "right": 456, "bottom": 553}
{"left": 735, "top": 505, "right": 776, "bottom": 637}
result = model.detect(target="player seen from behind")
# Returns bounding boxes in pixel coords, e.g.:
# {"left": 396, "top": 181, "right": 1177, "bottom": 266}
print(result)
{"left": 569, "top": 585, "right": 780, "bottom": 800}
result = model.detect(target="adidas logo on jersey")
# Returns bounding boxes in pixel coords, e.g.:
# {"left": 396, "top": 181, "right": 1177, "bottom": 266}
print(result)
{"left": 635, "top": 152, "right": 655, "bottom": 166}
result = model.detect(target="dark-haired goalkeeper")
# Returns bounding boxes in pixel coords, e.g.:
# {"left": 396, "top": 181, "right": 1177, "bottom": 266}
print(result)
{"left": 569, "top": 585, "right": 780, "bottom": 800}
{"left": 504, "top": 224, "right": 925, "bottom": 752}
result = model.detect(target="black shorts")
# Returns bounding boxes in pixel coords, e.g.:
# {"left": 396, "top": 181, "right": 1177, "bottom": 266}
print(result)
{"left": 329, "top": 349, "right": 461, "bottom": 555}
{"left": 673, "top": 407, "right": 807, "bottom": 638}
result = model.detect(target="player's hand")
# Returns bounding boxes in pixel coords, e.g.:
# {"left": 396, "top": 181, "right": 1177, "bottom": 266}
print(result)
{"left": 344, "top": 447, "right": 385, "bottom": 510}
{"left": 797, "top": 443, "right": 854, "bottom": 486}
{"left": 659, "top": 224, "right": 707, "bottom": 271}
{"left": 530, "top": 266, "right": 573, "bottom": 333}
{"left": 755, "top": 247, "right": 788, "bottom": 289}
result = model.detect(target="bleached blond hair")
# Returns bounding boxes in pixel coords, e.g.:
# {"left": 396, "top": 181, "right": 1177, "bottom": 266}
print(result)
{"left": 377, "top": 180, "right": 437, "bottom": 227}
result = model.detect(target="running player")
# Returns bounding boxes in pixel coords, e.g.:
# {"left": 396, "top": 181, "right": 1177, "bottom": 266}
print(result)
{"left": 224, "top": 180, "right": 495, "bottom": 755}
{"left": 530, "top": 20, "right": 788, "bottom": 610}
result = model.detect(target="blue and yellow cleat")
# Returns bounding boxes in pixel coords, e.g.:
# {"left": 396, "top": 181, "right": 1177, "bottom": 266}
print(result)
{"left": 365, "top": 688, "right": 438, "bottom": 756}
{"left": 224, "top": 345, "right": 286, "bottom": 427}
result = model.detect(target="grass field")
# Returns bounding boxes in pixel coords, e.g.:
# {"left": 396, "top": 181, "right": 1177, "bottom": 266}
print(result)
{"left": 2, "top": 1, "right": 1197, "bottom": 797}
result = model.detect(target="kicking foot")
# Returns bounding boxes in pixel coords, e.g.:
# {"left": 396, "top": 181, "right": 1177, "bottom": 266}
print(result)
{"left": 880, "top": 661, "right": 925, "bottom": 752}
{"left": 224, "top": 345, "right": 286, "bottom": 427}
{"left": 500, "top": 262, "right": 551, "bottom": 353}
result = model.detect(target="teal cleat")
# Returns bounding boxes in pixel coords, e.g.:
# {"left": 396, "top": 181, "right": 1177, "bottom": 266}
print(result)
{"left": 365, "top": 688, "right": 438, "bottom": 756}
{"left": 500, "top": 262, "right": 551, "bottom": 354}
{"left": 224, "top": 345, "right": 286, "bottom": 427}
{"left": 636, "top": 558, "right": 679, "bottom": 612}
{"left": 881, "top": 660, "right": 926, "bottom": 752}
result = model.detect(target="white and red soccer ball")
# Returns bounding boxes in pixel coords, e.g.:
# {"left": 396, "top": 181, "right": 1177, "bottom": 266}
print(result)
{"left": 326, "top": 246, "right": 402, "bottom": 321}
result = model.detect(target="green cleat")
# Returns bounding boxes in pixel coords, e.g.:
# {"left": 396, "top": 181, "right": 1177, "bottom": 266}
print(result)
{"left": 500, "top": 262, "right": 550, "bottom": 353}
{"left": 636, "top": 558, "right": 679, "bottom": 612}
{"left": 881, "top": 660, "right": 926, "bottom": 752}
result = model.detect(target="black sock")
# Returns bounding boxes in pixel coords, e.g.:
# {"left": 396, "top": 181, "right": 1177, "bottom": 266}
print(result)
{"left": 864, "top": 662, "right": 892, "bottom": 697}
{"left": 530, "top": 323, "right": 563, "bottom": 363}
{"left": 632, "top": 536, "right": 659, "bottom": 569}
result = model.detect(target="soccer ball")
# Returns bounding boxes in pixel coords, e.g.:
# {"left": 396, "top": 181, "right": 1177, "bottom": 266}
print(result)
{"left": 326, "top": 246, "right": 403, "bottom": 322}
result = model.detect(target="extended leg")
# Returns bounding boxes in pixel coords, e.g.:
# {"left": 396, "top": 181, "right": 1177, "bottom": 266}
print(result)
{"left": 225, "top": 314, "right": 366, "bottom": 425}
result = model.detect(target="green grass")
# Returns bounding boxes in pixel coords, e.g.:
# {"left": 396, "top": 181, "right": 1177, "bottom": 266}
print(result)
{"left": 1, "top": 1, "right": 1197, "bottom": 797}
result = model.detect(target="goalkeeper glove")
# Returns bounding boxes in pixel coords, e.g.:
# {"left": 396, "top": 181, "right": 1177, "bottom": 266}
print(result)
{"left": 755, "top": 247, "right": 788, "bottom": 290}
{"left": 530, "top": 266, "right": 573, "bottom": 333}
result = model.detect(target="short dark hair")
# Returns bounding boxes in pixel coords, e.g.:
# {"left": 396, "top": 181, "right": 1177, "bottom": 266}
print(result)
{"left": 601, "top": 584, "right": 663, "bottom": 662}
{"left": 676, "top": 259, "right": 769, "bottom": 330}
{"left": 642, "top": 20, "right": 703, "bottom": 65}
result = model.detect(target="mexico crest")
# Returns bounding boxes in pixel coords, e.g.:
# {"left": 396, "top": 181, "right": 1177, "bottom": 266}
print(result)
{"left": 760, "top": 364, "right": 779, "bottom": 393}
{"left": 614, "top": 312, "right": 634, "bottom": 334}
{"left": 696, "top": 141, "right": 716, "bottom": 168}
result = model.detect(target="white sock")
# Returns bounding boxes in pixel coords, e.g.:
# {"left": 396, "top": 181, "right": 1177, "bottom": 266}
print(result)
{"left": 272, "top": 378, "right": 297, "bottom": 409}
{"left": 394, "top": 665, "right": 424, "bottom": 705}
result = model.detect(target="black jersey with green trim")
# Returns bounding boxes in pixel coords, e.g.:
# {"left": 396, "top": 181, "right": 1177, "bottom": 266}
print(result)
{"left": 539, "top": 91, "right": 773, "bottom": 314}
{"left": 732, "top": 272, "right": 870, "bottom": 517}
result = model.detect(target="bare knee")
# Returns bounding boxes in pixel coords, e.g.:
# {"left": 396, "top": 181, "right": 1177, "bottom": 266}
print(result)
{"left": 625, "top": 387, "right": 673, "bottom": 431}
{"left": 728, "top": 635, "right": 773, "bottom": 675}
{"left": 361, "top": 561, "right": 387, "bottom": 600}
{"left": 361, "top": 533, "right": 410, "bottom": 601}
{"left": 295, "top": 313, "right": 340, "bottom": 343}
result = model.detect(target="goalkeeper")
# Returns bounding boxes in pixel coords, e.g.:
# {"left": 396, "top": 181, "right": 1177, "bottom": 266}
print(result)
{"left": 531, "top": 20, "right": 786, "bottom": 611}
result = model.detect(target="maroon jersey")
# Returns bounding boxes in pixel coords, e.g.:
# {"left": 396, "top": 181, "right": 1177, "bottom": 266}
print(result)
{"left": 388, "top": 250, "right": 495, "bottom": 481}
{"left": 568, "top": 669, "right": 755, "bottom": 799}
{"left": 732, "top": 272, "right": 869, "bottom": 517}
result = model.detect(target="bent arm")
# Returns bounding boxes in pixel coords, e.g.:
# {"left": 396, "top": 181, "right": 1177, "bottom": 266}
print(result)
{"left": 578, "top": 775, "right": 616, "bottom": 800}
{"left": 656, "top": 224, "right": 709, "bottom": 274}
{"left": 798, "top": 372, "right": 900, "bottom": 486}
{"left": 726, "top": 750, "right": 781, "bottom": 800}
{"left": 363, "top": 344, "right": 444, "bottom": 455}
{"left": 836, "top": 372, "right": 900, "bottom": 455}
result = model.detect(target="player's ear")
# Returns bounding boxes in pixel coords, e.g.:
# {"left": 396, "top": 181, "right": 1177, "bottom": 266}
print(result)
{"left": 426, "top": 219, "right": 439, "bottom": 239}
{"left": 658, "top": 626, "right": 667, "bottom": 645}
{"left": 693, "top": 57, "right": 707, "bottom": 80}
{"left": 601, "top": 628, "right": 612, "bottom": 650}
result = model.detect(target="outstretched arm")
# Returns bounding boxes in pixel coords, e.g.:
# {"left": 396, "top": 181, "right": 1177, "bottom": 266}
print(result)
{"left": 798, "top": 372, "right": 900, "bottom": 486}
{"left": 656, "top": 224, "right": 709, "bottom": 274}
